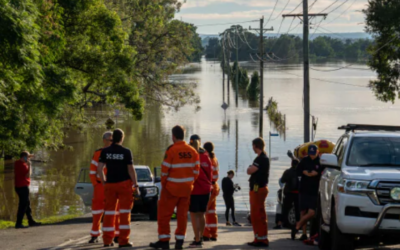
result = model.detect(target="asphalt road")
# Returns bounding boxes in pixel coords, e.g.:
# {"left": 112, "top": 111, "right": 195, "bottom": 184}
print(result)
{"left": 0, "top": 212, "right": 399, "bottom": 250}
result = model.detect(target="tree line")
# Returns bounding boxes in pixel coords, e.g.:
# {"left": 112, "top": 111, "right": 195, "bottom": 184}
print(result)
{"left": 205, "top": 32, "right": 373, "bottom": 62}
{"left": 0, "top": 0, "right": 203, "bottom": 156}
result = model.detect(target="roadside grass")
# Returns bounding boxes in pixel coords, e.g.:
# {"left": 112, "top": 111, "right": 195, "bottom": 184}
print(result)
{"left": 0, "top": 213, "right": 82, "bottom": 230}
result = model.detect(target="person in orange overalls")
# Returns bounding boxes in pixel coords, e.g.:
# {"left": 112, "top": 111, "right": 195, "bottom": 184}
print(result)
{"left": 203, "top": 142, "right": 220, "bottom": 241}
{"left": 88, "top": 131, "right": 121, "bottom": 244}
{"left": 98, "top": 129, "right": 139, "bottom": 248}
{"left": 150, "top": 125, "right": 200, "bottom": 250}
{"left": 247, "top": 137, "right": 270, "bottom": 248}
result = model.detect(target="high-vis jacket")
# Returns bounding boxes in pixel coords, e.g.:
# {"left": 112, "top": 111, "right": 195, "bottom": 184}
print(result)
{"left": 211, "top": 157, "right": 219, "bottom": 183}
{"left": 161, "top": 141, "right": 200, "bottom": 197}
{"left": 89, "top": 148, "right": 104, "bottom": 186}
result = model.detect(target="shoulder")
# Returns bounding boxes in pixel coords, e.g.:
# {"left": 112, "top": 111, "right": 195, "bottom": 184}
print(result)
{"left": 95, "top": 148, "right": 103, "bottom": 152}
{"left": 165, "top": 144, "right": 174, "bottom": 153}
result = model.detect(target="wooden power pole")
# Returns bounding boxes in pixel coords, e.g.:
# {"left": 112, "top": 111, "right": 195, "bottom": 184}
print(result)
{"left": 250, "top": 17, "right": 273, "bottom": 138}
{"left": 283, "top": 2, "right": 327, "bottom": 143}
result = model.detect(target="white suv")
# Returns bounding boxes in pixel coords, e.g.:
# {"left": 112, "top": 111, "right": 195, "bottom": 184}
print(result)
{"left": 318, "top": 124, "right": 400, "bottom": 250}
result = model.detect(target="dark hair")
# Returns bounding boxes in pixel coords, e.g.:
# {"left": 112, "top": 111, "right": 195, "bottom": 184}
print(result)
{"left": 252, "top": 137, "right": 266, "bottom": 152}
{"left": 227, "top": 170, "right": 235, "bottom": 175}
{"left": 203, "top": 142, "right": 215, "bottom": 159}
{"left": 172, "top": 125, "right": 185, "bottom": 140}
{"left": 291, "top": 159, "right": 299, "bottom": 168}
{"left": 20, "top": 151, "right": 29, "bottom": 158}
{"left": 112, "top": 129, "right": 124, "bottom": 143}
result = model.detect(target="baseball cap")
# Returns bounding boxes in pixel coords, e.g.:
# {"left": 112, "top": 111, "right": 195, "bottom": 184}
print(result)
{"left": 308, "top": 145, "right": 318, "bottom": 156}
{"left": 190, "top": 134, "right": 201, "bottom": 142}
{"left": 20, "top": 151, "right": 34, "bottom": 158}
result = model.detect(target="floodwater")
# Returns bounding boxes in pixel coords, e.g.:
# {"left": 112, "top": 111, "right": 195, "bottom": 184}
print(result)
{"left": 2, "top": 58, "right": 400, "bottom": 222}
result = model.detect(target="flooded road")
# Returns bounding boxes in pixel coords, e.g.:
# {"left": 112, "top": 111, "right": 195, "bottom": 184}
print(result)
{"left": 2, "top": 58, "right": 400, "bottom": 221}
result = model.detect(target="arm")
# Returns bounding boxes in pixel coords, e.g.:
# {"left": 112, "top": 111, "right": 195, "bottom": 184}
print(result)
{"left": 89, "top": 153, "right": 99, "bottom": 186}
{"left": 247, "top": 165, "right": 259, "bottom": 175}
{"left": 98, "top": 162, "right": 106, "bottom": 185}
{"left": 281, "top": 170, "right": 289, "bottom": 184}
{"left": 161, "top": 147, "right": 173, "bottom": 187}
{"left": 128, "top": 164, "right": 138, "bottom": 186}
{"left": 26, "top": 161, "right": 32, "bottom": 178}
{"left": 193, "top": 152, "right": 200, "bottom": 180}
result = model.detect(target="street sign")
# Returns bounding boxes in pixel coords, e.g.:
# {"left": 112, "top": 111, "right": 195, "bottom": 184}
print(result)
{"left": 270, "top": 133, "right": 279, "bottom": 137}
{"left": 271, "top": 157, "right": 279, "bottom": 161}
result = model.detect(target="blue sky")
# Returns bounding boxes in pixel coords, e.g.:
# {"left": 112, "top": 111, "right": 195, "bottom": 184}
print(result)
{"left": 175, "top": 0, "right": 368, "bottom": 35}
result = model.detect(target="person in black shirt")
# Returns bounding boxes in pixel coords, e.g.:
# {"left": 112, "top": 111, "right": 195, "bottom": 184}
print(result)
{"left": 98, "top": 129, "right": 139, "bottom": 248}
{"left": 280, "top": 159, "right": 300, "bottom": 229}
{"left": 247, "top": 137, "right": 270, "bottom": 248}
{"left": 291, "top": 144, "right": 322, "bottom": 240}
{"left": 221, "top": 170, "right": 241, "bottom": 226}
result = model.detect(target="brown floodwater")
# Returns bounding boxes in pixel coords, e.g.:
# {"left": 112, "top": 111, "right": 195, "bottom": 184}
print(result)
{"left": 1, "top": 58, "right": 400, "bottom": 221}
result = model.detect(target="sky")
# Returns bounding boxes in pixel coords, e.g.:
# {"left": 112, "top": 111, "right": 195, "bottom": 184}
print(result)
{"left": 175, "top": 0, "right": 368, "bottom": 35}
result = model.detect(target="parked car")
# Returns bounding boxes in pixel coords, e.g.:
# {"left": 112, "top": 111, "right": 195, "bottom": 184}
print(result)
{"left": 75, "top": 165, "right": 161, "bottom": 221}
{"left": 275, "top": 180, "right": 296, "bottom": 229}
{"left": 318, "top": 124, "right": 400, "bottom": 250}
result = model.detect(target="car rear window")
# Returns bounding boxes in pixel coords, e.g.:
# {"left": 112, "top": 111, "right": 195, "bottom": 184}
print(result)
{"left": 347, "top": 137, "right": 400, "bottom": 167}
{"left": 136, "top": 168, "right": 152, "bottom": 182}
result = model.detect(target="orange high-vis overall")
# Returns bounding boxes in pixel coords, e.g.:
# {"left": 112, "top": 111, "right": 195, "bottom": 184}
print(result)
{"left": 158, "top": 141, "right": 200, "bottom": 242}
{"left": 204, "top": 157, "right": 220, "bottom": 239}
{"left": 103, "top": 180, "right": 134, "bottom": 245}
{"left": 250, "top": 187, "right": 269, "bottom": 244}
{"left": 89, "top": 149, "right": 120, "bottom": 238}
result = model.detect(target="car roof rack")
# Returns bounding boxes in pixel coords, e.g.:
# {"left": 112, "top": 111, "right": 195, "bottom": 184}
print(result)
{"left": 338, "top": 124, "right": 400, "bottom": 133}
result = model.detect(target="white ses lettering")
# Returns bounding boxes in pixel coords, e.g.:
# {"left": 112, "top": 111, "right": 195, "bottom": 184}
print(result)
{"left": 106, "top": 154, "right": 124, "bottom": 160}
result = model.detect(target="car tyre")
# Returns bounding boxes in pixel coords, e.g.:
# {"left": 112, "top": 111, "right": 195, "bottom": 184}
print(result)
{"left": 331, "top": 205, "right": 354, "bottom": 250}
{"left": 318, "top": 202, "right": 331, "bottom": 250}
{"left": 149, "top": 198, "right": 158, "bottom": 221}
{"left": 286, "top": 206, "right": 296, "bottom": 229}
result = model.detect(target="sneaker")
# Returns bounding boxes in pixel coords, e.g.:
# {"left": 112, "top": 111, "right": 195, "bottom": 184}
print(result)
{"left": 249, "top": 242, "right": 269, "bottom": 247}
{"left": 226, "top": 222, "right": 232, "bottom": 226}
{"left": 273, "top": 225, "right": 283, "bottom": 230}
{"left": 202, "top": 236, "right": 210, "bottom": 242}
{"left": 210, "top": 238, "right": 217, "bottom": 242}
{"left": 233, "top": 222, "right": 242, "bottom": 227}
{"left": 175, "top": 240, "right": 184, "bottom": 250}
{"left": 291, "top": 228, "right": 299, "bottom": 240}
{"left": 88, "top": 237, "right": 98, "bottom": 243}
{"left": 189, "top": 241, "right": 202, "bottom": 248}
{"left": 299, "top": 234, "right": 308, "bottom": 241}
{"left": 149, "top": 241, "right": 170, "bottom": 250}
{"left": 28, "top": 221, "right": 42, "bottom": 227}
{"left": 119, "top": 242, "right": 133, "bottom": 248}
{"left": 104, "top": 243, "right": 115, "bottom": 247}
{"left": 114, "top": 237, "right": 119, "bottom": 244}
{"left": 15, "top": 224, "right": 29, "bottom": 229}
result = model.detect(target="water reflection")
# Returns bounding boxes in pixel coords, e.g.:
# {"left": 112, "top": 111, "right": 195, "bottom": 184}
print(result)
{"left": 2, "top": 58, "right": 400, "bottom": 220}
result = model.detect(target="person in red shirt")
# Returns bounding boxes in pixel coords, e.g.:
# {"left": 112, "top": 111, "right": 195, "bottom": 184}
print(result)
{"left": 188, "top": 135, "right": 213, "bottom": 248}
{"left": 14, "top": 151, "right": 41, "bottom": 229}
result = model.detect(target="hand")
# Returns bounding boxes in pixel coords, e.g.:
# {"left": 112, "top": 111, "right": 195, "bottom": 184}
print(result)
{"left": 133, "top": 185, "right": 140, "bottom": 196}
{"left": 311, "top": 171, "right": 318, "bottom": 176}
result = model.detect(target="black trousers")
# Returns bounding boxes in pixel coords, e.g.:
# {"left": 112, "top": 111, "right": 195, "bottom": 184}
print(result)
{"left": 15, "top": 186, "right": 34, "bottom": 225}
{"left": 223, "top": 195, "right": 236, "bottom": 222}
{"left": 282, "top": 192, "right": 300, "bottom": 227}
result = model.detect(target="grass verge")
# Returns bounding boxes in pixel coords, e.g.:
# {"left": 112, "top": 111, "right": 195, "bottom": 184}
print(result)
{"left": 0, "top": 213, "right": 82, "bottom": 230}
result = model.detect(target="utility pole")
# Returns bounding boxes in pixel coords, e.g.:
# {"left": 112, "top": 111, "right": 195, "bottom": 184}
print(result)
{"left": 222, "top": 56, "right": 225, "bottom": 104}
{"left": 250, "top": 17, "right": 273, "bottom": 138}
{"left": 234, "top": 27, "right": 239, "bottom": 107}
{"left": 283, "top": 6, "right": 327, "bottom": 143}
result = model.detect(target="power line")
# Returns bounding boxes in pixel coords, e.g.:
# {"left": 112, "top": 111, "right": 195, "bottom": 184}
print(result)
{"left": 288, "top": 1, "right": 303, "bottom": 14}
{"left": 271, "top": 0, "right": 291, "bottom": 21}
{"left": 319, "top": 0, "right": 341, "bottom": 13}
{"left": 265, "top": 0, "right": 280, "bottom": 27}
{"left": 326, "top": 0, "right": 350, "bottom": 14}
{"left": 327, "top": 0, "right": 357, "bottom": 24}
{"left": 309, "top": 0, "right": 318, "bottom": 11}
{"left": 196, "top": 20, "right": 258, "bottom": 27}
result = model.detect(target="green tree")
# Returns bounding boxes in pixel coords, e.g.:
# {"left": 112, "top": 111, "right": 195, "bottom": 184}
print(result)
{"left": 364, "top": 0, "right": 400, "bottom": 102}
{"left": 311, "top": 37, "right": 335, "bottom": 58}
{"left": 188, "top": 24, "right": 204, "bottom": 62}
{"left": 247, "top": 71, "right": 260, "bottom": 101}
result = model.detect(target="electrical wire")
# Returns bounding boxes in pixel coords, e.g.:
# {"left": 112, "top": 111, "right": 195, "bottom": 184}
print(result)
{"left": 327, "top": 0, "right": 357, "bottom": 24}
{"left": 237, "top": 27, "right": 258, "bottom": 51}
{"left": 288, "top": 1, "right": 303, "bottom": 14}
{"left": 309, "top": 0, "right": 318, "bottom": 11}
{"left": 319, "top": 0, "right": 341, "bottom": 13}
{"left": 197, "top": 20, "right": 258, "bottom": 27}
{"left": 271, "top": 0, "right": 291, "bottom": 21}
{"left": 326, "top": 0, "right": 350, "bottom": 15}
{"left": 268, "top": 18, "right": 286, "bottom": 53}
{"left": 264, "top": 0, "right": 280, "bottom": 27}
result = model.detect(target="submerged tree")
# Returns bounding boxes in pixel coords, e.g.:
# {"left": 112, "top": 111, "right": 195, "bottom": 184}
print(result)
{"left": 247, "top": 71, "right": 260, "bottom": 100}
{"left": 364, "top": 0, "right": 400, "bottom": 102}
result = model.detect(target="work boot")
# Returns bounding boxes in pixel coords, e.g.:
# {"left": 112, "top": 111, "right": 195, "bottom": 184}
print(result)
{"left": 88, "top": 237, "right": 98, "bottom": 243}
{"left": 210, "top": 238, "right": 217, "bottom": 242}
{"left": 119, "top": 242, "right": 133, "bottom": 248}
{"left": 291, "top": 227, "right": 299, "bottom": 240}
{"left": 15, "top": 224, "right": 29, "bottom": 229}
{"left": 226, "top": 222, "right": 232, "bottom": 226}
{"left": 175, "top": 240, "right": 184, "bottom": 250}
{"left": 248, "top": 242, "right": 269, "bottom": 248}
{"left": 299, "top": 234, "right": 308, "bottom": 241}
{"left": 149, "top": 241, "right": 170, "bottom": 249}
{"left": 114, "top": 237, "right": 119, "bottom": 244}
{"left": 28, "top": 221, "right": 42, "bottom": 227}
{"left": 202, "top": 236, "right": 210, "bottom": 242}
{"left": 233, "top": 222, "right": 242, "bottom": 227}
{"left": 104, "top": 243, "right": 115, "bottom": 247}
